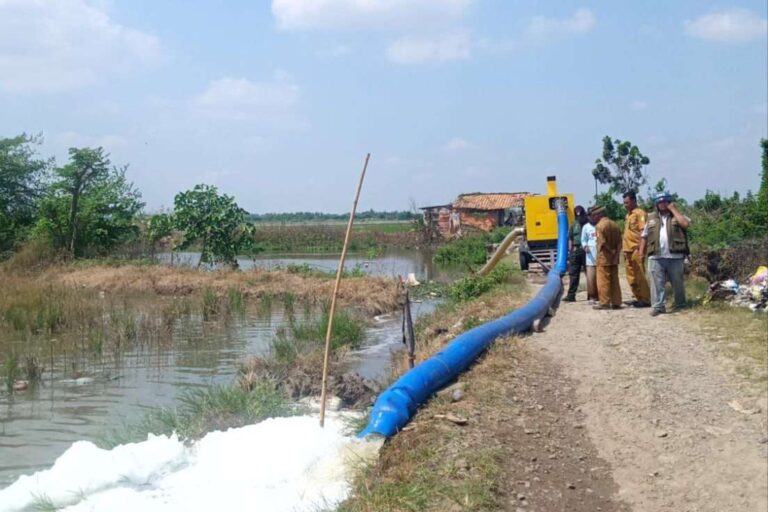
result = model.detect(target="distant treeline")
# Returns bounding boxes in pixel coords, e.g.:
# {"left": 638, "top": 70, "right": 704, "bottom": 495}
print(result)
{"left": 248, "top": 210, "right": 418, "bottom": 223}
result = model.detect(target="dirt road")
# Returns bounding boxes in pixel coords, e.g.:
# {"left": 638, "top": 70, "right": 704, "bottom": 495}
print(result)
{"left": 527, "top": 294, "right": 768, "bottom": 512}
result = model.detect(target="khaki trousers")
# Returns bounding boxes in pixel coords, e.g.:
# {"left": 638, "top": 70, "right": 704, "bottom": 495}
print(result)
{"left": 624, "top": 251, "right": 650, "bottom": 303}
{"left": 597, "top": 265, "right": 622, "bottom": 307}
{"left": 585, "top": 266, "right": 598, "bottom": 300}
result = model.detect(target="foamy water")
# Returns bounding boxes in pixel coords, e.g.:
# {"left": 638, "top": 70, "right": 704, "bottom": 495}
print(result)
{"left": 0, "top": 414, "right": 381, "bottom": 512}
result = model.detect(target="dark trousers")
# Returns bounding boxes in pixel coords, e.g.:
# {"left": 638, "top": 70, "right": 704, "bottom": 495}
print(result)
{"left": 566, "top": 247, "right": 586, "bottom": 299}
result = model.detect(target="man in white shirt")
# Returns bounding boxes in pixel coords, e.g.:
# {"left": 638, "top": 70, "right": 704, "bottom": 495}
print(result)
{"left": 639, "top": 194, "right": 691, "bottom": 316}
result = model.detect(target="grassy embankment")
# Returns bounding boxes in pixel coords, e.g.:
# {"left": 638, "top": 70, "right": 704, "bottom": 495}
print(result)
{"left": 341, "top": 261, "right": 530, "bottom": 512}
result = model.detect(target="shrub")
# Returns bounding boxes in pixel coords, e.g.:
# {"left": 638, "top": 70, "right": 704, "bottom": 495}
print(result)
{"left": 448, "top": 264, "right": 513, "bottom": 301}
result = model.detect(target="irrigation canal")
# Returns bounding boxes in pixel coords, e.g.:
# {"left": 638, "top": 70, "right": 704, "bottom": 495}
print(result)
{"left": 0, "top": 250, "right": 448, "bottom": 491}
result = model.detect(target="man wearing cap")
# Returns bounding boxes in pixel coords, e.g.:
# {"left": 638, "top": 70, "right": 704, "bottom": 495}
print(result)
{"left": 563, "top": 205, "right": 588, "bottom": 302}
{"left": 591, "top": 206, "right": 623, "bottom": 309}
{"left": 622, "top": 191, "right": 651, "bottom": 307}
{"left": 639, "top": 193, "right": 691, "bottom": 316}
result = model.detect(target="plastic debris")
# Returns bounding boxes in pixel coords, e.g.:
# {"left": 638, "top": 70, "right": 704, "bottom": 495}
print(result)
{"left": 706, "top": 267, "right": 768, "bottom": 312}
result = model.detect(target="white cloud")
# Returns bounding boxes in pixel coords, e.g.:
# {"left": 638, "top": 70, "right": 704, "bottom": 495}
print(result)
{"left": 315, "top": 44, "right": 352, "bottom": 58}
{"left": 0, "top": 0, "right": 162, "bottom": 93}
{"left": 272, "top": 0, "right": 471, "bottom": 31}
{"left": 525, "top": 8, "right": 596, "bottom": 42}
{"left": 191, "top": 77, "right": 306, "bottom": 129}
{"left": 630, "top": 100, "right": 648, "bottom": 111}
{"left": 386, "top": 31, "right": 472, "bottom": 64}
{"left": 192, "top": 78, "right": 299, "bottom": 121}
{"left": 441, "top": 137, "right": 476, "bottom": 153}
{"left": 685, "top": 9, "right": 767, "bottom": 43}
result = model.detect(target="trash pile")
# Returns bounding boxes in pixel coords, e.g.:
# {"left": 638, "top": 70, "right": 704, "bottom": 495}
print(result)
{"left": 706, "top": 266, "right": 768, "bottom": 312}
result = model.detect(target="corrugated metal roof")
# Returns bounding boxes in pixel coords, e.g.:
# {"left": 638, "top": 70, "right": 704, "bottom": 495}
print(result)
{"left": 452, "top": 192, "right": 530, "bottom": 211}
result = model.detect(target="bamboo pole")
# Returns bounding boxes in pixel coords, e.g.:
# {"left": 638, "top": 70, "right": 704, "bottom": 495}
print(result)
{"left": 319, "top": 153, "right": 370, "bottom": 427}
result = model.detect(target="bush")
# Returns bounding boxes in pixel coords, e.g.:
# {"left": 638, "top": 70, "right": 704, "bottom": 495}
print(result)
{"left": 434, "top": 235, "right": 488, "bottom": 266}
{"left": 448, "top": 264, "right": 513, "bottom": 301}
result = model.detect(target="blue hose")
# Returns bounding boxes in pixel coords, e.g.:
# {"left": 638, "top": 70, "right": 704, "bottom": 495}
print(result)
{"left": 358, "top": 202, "right": 569, "bottom": 438}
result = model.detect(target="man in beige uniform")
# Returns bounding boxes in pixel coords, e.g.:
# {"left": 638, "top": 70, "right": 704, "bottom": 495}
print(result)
{"left": 622, "top": 191, "right": 651, "bottom": 307}
{"left": 592, "top": 206, "right": 623, "bottom": 309}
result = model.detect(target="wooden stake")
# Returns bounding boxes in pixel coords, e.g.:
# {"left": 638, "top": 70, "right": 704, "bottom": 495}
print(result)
{"left": 319, "top": 153, "right": 370, "bottom": 427}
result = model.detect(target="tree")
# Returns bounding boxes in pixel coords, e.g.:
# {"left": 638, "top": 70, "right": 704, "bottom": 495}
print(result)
{"left": 37, "top": 148, "right": 144, "bottom": 257}
{"left": 592, "top": 136, "right": 650, "bottom": 195}
{"left": 147, "top": 212, "right": 175, "bottom": 256}
{"left": 594, "top": 192, "right": 624, "bottom": 221}
{"left": 758, "top": 138, "right": 768, "bottom": 226}
{"left": 0, "top": 134, "right": 51, "bottom": 255}
{"left": 173, "top": 184, "right": 252, "bottom": 268}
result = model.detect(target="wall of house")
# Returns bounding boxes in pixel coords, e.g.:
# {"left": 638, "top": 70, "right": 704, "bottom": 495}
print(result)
{"left": 458, "top": 210, "right": 499, "bottom": 232}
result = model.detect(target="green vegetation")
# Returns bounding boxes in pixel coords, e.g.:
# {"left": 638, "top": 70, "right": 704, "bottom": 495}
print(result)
{"left": 340, "top": 439, "right": 502, "bottom": 512}
{"left": 592, "top": 135, "right": 650, "bottom": 195}
{"left": 433, "top": 235, "right": 487, "bottom": 266}
{"left": 249, "top": 210, "right": 417, "bottom": 223}
{"left": 101, "top": 384, "right": 292, "bottom": 447}
{"left": 173, "top": 184, "right": 255, "bottom": 268}
{"left": 271, "top": 304, "right": 365, "bottom": 363}
{"left": 2, "top": 353, "right": 20, "bottom": 391}
{"left": 37, "top": 147, "right": 144, "bottom": 258}
{"left": 251, "top": 222, "right": 418, "bottom": 254}
{"left": 448, "top": 264, "right": 516, "bottom": 301}
{"left": 0, "top": 134, "right": 50, "bottom": 258}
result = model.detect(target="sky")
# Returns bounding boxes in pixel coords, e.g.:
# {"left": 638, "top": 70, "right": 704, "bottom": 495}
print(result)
{"left": 0, "top": 0, "right": 766, "bottom": 214}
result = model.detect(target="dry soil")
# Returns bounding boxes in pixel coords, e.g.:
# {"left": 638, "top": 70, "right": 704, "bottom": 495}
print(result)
{"left": 525, "top": 286, "right": 768, "bottom": 511}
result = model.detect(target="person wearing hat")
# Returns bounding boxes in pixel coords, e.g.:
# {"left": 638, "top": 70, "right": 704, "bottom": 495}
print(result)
{"left": 591, "top": 205, "right": 623, "bottom": 309}
{"left": 563, "top": 205, "right": 589, "bottom": 302}
{"left": 622, "top": 191, "right": 651, "bottom": 307}
{"left": 639, "top": 193, "right": 691, "bottom": 316}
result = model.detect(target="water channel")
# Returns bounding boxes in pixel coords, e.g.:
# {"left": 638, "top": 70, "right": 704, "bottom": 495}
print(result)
{"left": 0, "top": 249, "right": 455, "bottom": 488}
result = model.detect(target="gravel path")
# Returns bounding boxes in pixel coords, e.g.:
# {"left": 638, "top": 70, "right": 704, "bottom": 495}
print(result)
{"left": 528, "top": 292, "right": 768, "bottom": 512}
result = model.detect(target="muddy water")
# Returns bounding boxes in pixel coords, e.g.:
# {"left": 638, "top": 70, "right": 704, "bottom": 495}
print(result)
{"left": 0, "top": 300, "right": 439, "bottom": 488}
{"left": 159, "top": 247, "right": 459, "bottom": 283}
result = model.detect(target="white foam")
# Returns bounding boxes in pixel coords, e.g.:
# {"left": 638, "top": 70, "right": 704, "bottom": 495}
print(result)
{"left": 0, "top": 414, "right": 381, "bottom": 512}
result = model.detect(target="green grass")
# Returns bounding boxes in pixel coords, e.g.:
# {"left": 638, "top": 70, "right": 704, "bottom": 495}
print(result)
{"left": 271, "top": 305, "right": 366, "bottom": 363}
{"left": 2, "top": 353, "right": 20, "bottom": 391}
{"left": 340, "top": 430, "right": 503, "bottom": 512}
{"left": 353, "top": 222, "right": 414, "bottom": 234}
{"left": 448, "top": 264, "right": 516, "bottom": 302}
{"left": 434, "top": 235, "right": 488, "bottom": 267}
{"left": 29, "top": 493, "right": 60, "bottom": 512}
{"left": 100, "top": 384, "right": 292, "bottom": 447}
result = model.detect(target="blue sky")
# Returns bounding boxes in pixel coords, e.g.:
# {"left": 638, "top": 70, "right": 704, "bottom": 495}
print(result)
{"left": 1, "top": 1, "right": 766, "bottom": 213}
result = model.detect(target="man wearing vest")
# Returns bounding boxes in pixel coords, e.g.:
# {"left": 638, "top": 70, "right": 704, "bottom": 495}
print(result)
{"left": 591, "top": 206, "right": 623, "bottom": 310}
{"left": 622, "top": 191, "right": 651, "bottom": 307}
{"left": 563, "top": 205, "right": 588, "bottom": 302}
{"left": 639, "top": 193, "right": 691, "bottom": 317}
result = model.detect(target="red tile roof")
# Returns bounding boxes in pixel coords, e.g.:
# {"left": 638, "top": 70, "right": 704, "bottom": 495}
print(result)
{"left": 452, "top": 192, "right": 530, "bottom": 211}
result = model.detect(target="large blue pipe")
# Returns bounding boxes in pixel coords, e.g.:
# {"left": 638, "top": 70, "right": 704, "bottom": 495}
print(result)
{"left": 358, "top": 202, "right": 570, "bottom": 438}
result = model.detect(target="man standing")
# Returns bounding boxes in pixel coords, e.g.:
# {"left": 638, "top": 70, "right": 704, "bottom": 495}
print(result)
{"left": 622, "top": 191, "right": 651, "bottom": 307}
{"left": 639, "top": 193, "right": 691, "bottom": 316}
{"left": 581, "top": 208, "right": 598, "bottom": 304}
{"left": 592, "top": 206, "right": 623, "bottom": 310}
{"left": 563, "top": 205, "right": 588, "bottom": 302}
